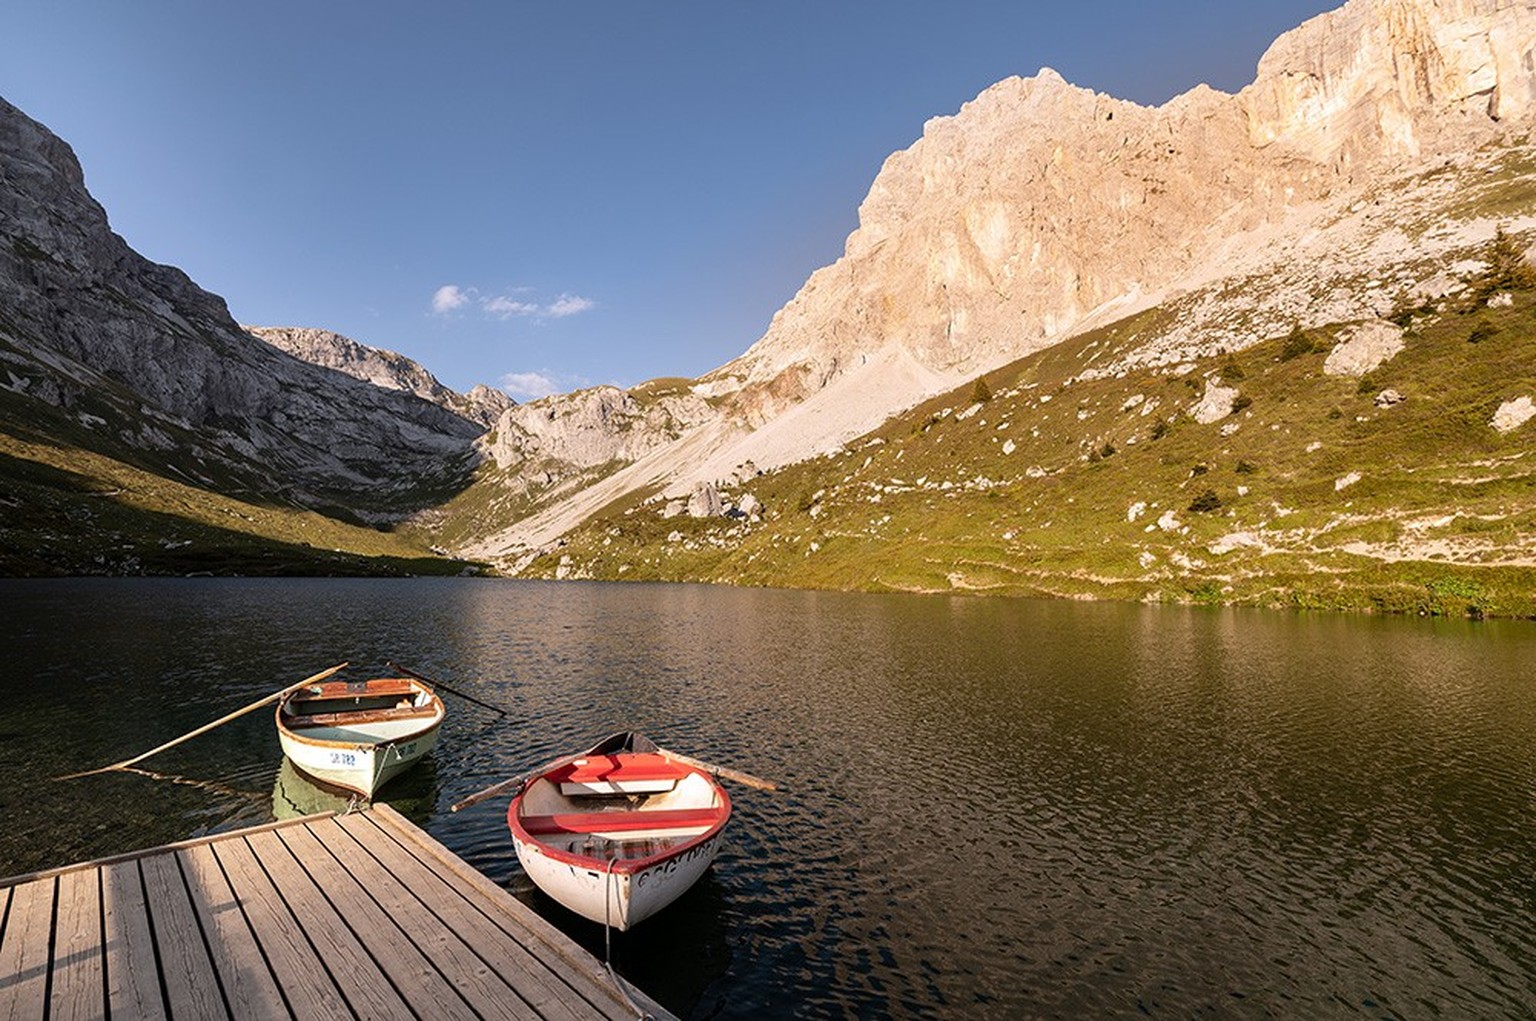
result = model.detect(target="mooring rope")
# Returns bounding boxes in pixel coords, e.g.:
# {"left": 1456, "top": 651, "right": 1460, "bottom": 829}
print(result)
{"left": 603, "top": 854, "right": 653, "bottom": 1021}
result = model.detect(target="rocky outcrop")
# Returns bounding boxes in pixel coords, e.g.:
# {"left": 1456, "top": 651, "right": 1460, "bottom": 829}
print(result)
{"left": 485, "top": 384, "right": 713, "bottom": 474}
{"left": 246, "top": 325, "right": 512, "bottom": 428}
{"left": 1324, "top": 321, "right": 1407, "bottom": 376}
{"left": 0, "top": 95, "right": 483, "bottom": 516}
{"left": 1491, "top": 394, "right": 1535, "bottom": 431}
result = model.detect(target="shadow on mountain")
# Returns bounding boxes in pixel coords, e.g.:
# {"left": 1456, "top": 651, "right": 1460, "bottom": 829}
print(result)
{"left": 0, "top": 448, "right": 473, "bottom": 577}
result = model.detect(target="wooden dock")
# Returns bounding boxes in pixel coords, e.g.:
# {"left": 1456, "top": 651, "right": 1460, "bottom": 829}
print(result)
{"left": 0, "top": 804, "right": 672, "bottom": 1020}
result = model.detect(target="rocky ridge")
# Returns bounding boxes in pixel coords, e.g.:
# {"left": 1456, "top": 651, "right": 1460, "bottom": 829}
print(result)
{"left": 464, "top": 0, "right": 1536, "bottom": 566}
{"left": 0, "top": 95, "right": 487, "bottom": 520}
{"left": 246, "top": 325, "right": 513, "bottom": 428}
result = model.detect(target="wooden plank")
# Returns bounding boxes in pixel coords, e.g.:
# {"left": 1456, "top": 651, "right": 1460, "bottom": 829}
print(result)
{"left": 336, "top": 812, "right": 616, "bottom": 1021}
{"left": 0, "top": 814, "right": 336, "bottom": 890}
{"left": 243, "top": 830, "right": 404, "bottom": 1020}
{"left": 210, "top": 836, "right": 351, "bottom": 1021}
{"left": 274, "top": 824, "right": 480, "bottom": 1021}
{"left": 0, "top": 878, "right": 54, "bottom": 1021}
{"left": 101, "top": 862, "right": 167, "bottom": 1020}
{"left": 177, "top": 845, "right": 290, "bottom": 1021}
{"left": 305, "top": 817, "right": 542, "bottom": 1021}
{"left": 370, "top": 807, "right": 677, "bottom": 1021}
{"left": 48, "top": 869, "right": 103, "bottom": 1021}
{"left": 139, "top": 852, "right": 227, "bottom": 1020}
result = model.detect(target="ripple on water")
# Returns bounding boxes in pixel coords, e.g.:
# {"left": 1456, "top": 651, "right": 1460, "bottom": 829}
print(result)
{"left": 2, "top": 581, "right": 1535, "bottom": 1018}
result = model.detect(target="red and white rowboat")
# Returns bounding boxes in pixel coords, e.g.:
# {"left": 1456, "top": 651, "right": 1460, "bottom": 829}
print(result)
{"left": 508, "top": 732, "right": 731, "bottom": 931}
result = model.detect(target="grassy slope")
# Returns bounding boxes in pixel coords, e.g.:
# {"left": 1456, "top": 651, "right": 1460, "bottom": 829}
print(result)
{"left": 523, "top": 275, "right": 1536, "bottom": 618}
{"left": 0, "top": 419, "right": 473, "bottom": 578}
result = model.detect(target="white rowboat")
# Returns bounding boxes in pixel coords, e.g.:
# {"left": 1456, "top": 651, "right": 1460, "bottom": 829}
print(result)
{"left": 275, "top": 675, "right": 445, "bottom": 799}
{"left": 508, "top": 732, "right": 730, "bottom": 931}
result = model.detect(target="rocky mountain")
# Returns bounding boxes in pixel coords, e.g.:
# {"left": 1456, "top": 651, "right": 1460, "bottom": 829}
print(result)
{"left": 3, "top": 0, "right": 1534, "bottom": 600}
{"left": 246, "top": 325, "right": 513, "bottom": 428}
{"left": 0, "top": 95, "right": 489, "bottom": 525}
{"left": 457, "top": 0, "right": 1536, "bottom": 567}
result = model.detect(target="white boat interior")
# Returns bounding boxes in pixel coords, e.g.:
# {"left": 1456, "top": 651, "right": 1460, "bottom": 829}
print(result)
{"left": 518, "top": 757, "right": 727, "bottom": 862}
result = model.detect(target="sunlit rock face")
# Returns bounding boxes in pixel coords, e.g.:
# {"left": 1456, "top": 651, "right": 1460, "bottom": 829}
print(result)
{"left": 485, "top": 386, "right": 713, "bottom": 473}
{"left": 704, "top": 0, "right": 1536, "bottom": 422}
{"left": 467, "top": 0, "right": 1536, "bottom": 562}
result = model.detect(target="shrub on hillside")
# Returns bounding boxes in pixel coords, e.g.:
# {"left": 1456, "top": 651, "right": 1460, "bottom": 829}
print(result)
{"left": 1151, "top": 419, "right": 1170, "bottom": 441}
{"left": 1220, "top": 357, "right": 1246, "bottom": 382}
{"left": 1467, "top": 318, "right": 1499, "bottom": 344}
{"left": 972, "top": 377, "right": 993, "bottom": 403}
{"left": 1188, "top": 489, "right": 1223, "bottom": 513}
{"left": 1280, "top": 325, "right": 1315, "bottom": 361}
{"left": 1356, "top": 375, "right": 1381, "bottom": 396}
{"left": 1235, "top": 460, "right": 1258, "bottom": 475}
{"left": 1231, "top": 394, "right": 1253, "bottom": 414}
{"left": 1476, "top": 226, "right": 1536, "bottom": 298}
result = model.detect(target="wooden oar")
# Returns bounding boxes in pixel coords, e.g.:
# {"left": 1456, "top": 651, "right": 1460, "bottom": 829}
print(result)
{"left": 387, "top": 661, "right": 509, "bottom": 717}
{"left": 55, "top": 662, "right": 349, "bottom": 781}
{"left": 449, "top": 751, "right": 587, "bottom": 813}
{"left": 656, "top": 747, "right": 778, "bottom": 791}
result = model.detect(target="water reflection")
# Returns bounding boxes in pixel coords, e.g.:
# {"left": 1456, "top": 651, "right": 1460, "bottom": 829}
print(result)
{"left": 2, "top": 579, "right": 1534, "bottom": 1019}
{"left": 270, "top": 756, "right": 440, "bottom": 825}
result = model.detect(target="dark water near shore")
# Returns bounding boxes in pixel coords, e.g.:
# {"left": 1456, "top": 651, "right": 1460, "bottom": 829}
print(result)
{"left": 2, "top": 578, "right": 1534, "bottom": 1017}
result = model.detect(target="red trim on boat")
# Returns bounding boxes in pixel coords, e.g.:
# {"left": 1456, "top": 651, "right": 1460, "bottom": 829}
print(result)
{"left": 520, "top": 807, "right": 723, "bottom": 836}
{"left": 508, "top": 755, "right": 731, "bottom": 875}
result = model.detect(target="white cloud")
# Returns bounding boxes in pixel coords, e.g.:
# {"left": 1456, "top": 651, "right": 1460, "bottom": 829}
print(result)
{"left": 545, "top": 293, "right": 596, "bottom": 318}
{"left": 499, "top": 371, "right": 561, "bottom": 400}
{"left": 483, "top": 296, "right": 540, "bottom": 318}
{"left": 431, "top": 284, "right": 469, "bottom": 314}
{"left": 434, "top": 283, "right": 596, "bottom": 322}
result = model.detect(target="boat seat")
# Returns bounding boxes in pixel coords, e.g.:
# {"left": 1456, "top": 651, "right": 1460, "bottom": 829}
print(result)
{"left": 550, "top": 754, "right": 691, "bottom": 786}
{"left": 284, "top": 705, "right": 438, "bottom": 728}
{"left": 550, "top": 753, "right": 692, "bottom": 795}
{"left": 520, "top": 807, "right": 722, "bottom": 836}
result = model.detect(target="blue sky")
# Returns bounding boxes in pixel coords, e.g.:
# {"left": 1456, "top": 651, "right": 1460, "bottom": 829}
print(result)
{"left": 2, "top": 2, "right": 1334, "bottom": 399}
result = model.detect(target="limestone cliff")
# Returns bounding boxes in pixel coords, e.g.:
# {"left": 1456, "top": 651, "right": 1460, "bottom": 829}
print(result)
{"left": 708, "top": 0, "right": 1536, "bottom": 417}
{"left": 468, "top": 0, "right": 1536, "bottom": 563}
{"left": 246, "top": 325, "right": 513, "bottom": 428}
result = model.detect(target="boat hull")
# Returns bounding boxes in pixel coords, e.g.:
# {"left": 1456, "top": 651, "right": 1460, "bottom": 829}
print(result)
{"left": 277, "top": 722, "right": 441, "bottom": 799}
{"left": 512, "top": 826, "right": 724, "bottom": 931}
{"left": 275, "top": 675, "right": 446, "bottom": 799}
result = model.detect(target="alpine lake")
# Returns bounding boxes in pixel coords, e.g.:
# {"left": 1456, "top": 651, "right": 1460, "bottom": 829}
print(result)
{"left": 1, "top": 578, "right": 1532, "bottom": 1018}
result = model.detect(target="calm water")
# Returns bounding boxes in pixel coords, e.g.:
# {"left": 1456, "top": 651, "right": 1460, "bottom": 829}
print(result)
{"left": 1, "top": 578, "right": 1534, "bottom": 1018}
